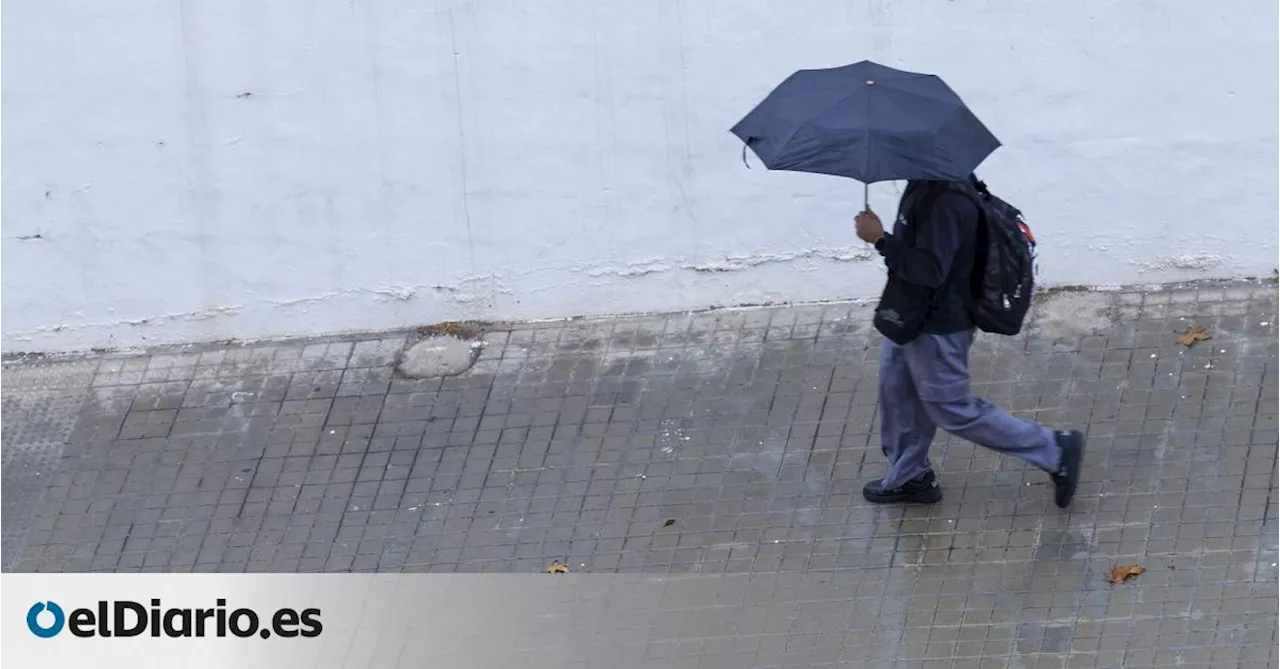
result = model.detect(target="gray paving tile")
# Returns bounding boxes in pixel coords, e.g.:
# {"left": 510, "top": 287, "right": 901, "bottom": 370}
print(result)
{"left": 2, "top": 280, "right": 1277, "bottom": 665}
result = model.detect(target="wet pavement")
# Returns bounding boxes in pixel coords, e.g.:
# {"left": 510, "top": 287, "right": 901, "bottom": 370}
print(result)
{"left": 3, "top": 280, "right": 1277, "bottom": 667}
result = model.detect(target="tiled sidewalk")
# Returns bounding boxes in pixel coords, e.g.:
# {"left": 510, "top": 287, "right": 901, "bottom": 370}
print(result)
{"left": 3, "top": 281, "right": 1277, "bottom": 667}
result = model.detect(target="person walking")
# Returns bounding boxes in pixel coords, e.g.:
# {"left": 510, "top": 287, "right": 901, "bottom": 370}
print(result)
{"left": 853, "top": 179, "right": 1085, "bottom": 507}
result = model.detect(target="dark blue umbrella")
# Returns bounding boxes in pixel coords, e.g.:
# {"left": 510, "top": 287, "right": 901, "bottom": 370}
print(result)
{"left": 730, "top": 60, "right": 1000, "bottom": 207}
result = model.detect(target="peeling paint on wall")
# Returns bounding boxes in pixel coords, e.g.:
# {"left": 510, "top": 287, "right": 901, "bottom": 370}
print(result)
{"left": 7, "top": 304, "right": 246, "bottom": 340}
{"left": 1131, "top": 253, "right": 1226, "bottom": 273}
{"left": 682, "top": 247, "right": 875, "bottom": 273}
{"left": 582, "top": 247, "right": 873, "bottom": 278}
{"left": 584, "top": 262, "right": 670, "bottom": 278}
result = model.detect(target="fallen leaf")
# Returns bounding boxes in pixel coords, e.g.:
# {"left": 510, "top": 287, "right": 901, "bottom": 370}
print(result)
{"left": 1107, "top": 564, "right": 1145, "bottom": 584}
{"left": 545, "top": 560, "right": 569, "bottom": 574}
{"left": 662, "top": 519, "right": 676, "bottom": 528}
{"left": 1175, "top": 325, "right": 1211, "bottom": 347}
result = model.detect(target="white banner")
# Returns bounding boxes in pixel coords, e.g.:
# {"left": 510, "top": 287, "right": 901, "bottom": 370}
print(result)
{"left": 3, "top": 573, "right": 873, "bottom": 668}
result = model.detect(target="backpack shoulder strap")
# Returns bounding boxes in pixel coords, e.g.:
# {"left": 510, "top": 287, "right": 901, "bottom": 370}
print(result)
{"left": 969, "top": 174, "right": 990, "bottom": 197}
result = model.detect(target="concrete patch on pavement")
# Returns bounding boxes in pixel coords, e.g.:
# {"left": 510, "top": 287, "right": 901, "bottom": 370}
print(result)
{"left": 396, "top": 335, "right": 480, "bottom": 378}
{"left": 1028, "top": 291, "right": 1114, "bottom": 341}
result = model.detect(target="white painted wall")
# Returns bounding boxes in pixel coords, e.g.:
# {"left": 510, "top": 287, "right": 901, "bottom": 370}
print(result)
{"left": 3, "top": 0, "right": 1277, "bottom": 353}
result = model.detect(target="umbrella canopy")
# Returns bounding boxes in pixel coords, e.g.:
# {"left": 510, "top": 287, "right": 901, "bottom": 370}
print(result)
{"left": 731, "top": 61, "right": 1000, "bottom": 187}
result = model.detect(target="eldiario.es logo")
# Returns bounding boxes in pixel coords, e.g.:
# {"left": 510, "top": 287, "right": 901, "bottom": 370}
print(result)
{"left": 27, "top": 599, "right": 322, "bottom": 639}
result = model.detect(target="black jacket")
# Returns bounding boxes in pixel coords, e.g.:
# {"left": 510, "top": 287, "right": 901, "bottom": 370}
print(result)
{"left": 874, "top": 180, "right": 979, "bottom": 334}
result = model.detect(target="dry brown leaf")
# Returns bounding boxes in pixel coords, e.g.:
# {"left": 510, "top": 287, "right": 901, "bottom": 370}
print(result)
{"left": 545, "top": 560, "right": 569, "bottom": 574}
{"left": 1175, "top": 325, "right": 1211, "bottom": 347}
{"left": 1107, "top": 564, "right": 1145, "bottom": 584}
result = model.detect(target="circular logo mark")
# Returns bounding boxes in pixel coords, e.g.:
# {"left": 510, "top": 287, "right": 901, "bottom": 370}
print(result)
{"left": 27, "top": 601, "right": 65, "bottom": 638}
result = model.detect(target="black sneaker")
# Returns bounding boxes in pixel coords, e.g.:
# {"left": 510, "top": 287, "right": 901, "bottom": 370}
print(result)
{"left": 863, "top": 471, "right": 942, "bottom": 505}
{"left": 1051, "top": 430, "right": 1085, "bottom": 508}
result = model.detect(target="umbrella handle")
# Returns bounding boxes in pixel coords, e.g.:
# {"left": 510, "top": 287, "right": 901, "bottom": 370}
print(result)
{"left": 863, "top": 183, "right": 870, "bottom": 211}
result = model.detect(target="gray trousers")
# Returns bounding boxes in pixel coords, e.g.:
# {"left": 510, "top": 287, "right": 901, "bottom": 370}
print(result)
{"left": 878, "top": 329, "right": 1059, "bottom": 488}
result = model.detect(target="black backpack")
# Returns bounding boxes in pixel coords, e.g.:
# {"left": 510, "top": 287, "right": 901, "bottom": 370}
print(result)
{"left": 960, "top": 175, "right": 1038, "bottom": 336}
